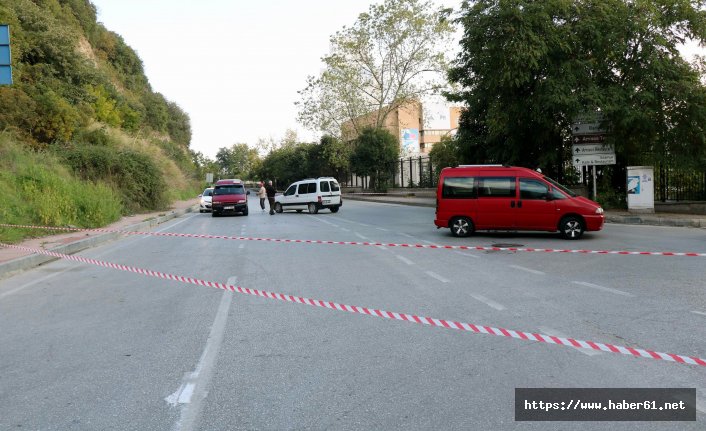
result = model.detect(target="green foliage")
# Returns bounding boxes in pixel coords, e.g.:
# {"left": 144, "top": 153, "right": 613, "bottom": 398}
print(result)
{"left": 215, "top": 143, "right": 260, "bottom": 179}
{"left": 62, "top": 145, "right": 168, "bottom": 213}
{"left": 0, "top": 135, "right": 122, "bottom": 243}
{"left": 351, "top": 127, "right": 399, "bottom": 190}
{"left": 448, "top": 0, "right": 706, "bottom": 179}
{"left": 428, "top": 136, "right": 460, "bottom": 178}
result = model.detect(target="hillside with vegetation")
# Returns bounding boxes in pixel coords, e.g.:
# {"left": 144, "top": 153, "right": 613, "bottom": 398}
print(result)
{"left": 0, "top": 0, "right": 200, "bottom": 242}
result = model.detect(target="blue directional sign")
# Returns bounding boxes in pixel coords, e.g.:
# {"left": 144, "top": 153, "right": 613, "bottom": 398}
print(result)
{"left": 0, "top": 25, "right": 12, "bottom": 85}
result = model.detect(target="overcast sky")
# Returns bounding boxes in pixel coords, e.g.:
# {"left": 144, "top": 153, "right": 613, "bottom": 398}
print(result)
{"left": 90, "top": 0, "right": 455, "bottom": 158}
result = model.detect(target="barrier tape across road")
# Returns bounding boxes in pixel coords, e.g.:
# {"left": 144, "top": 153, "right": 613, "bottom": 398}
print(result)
{"left": 1, "top": 223, "right": 706, "bottom": 257}
{"left": 1, "top": 242, "right": 704, "bottom": 368}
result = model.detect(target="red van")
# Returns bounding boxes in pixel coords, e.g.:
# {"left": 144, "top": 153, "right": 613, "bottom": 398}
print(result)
{"left": 434, "top": 165, "right": 604, "bottom": 239}
{"left": 211, "top": 179, "right": 250, "bottom": 217}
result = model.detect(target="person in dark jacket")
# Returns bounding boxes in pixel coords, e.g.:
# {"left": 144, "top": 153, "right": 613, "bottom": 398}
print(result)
{"left": 265, "top": 180, "right": 277, "bottom": 215}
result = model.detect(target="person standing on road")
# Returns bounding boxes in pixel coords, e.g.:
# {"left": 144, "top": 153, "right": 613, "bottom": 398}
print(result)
{"left": 265, "top": 180, "right": 277, "bottom": 215}
{"left": 257, "top": 181, "right": 267, "bottom": 212}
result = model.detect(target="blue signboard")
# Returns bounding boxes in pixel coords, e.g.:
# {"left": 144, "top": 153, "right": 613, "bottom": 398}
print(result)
{"left": 0, "top": 25, "right": 12, "bottom": 85}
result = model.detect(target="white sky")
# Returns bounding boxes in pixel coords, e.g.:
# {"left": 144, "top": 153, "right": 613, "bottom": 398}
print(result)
{"left": 91, "top": 0, "right": 457, "bottom": 158}
{"left": 91, "top": 1, "right": 703, "bottom": 159}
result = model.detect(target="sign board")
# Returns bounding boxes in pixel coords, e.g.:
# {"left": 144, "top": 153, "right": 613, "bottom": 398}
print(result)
{"left": 572, "top": 134, "right": 606, "bottom": 144}
{"left": 572, "top": 143, "right": 615, "bottom": 155}
{"left": 572, "top": 112, "right": 604, "bottom": 125}
{"left": 0, "top": 25, "right": 11, "bottom": 85}
{"left": 205, "top": 173, "right": 214, "bottom": 183}
{"left": 627, "top": 166, "right": 654, "bottom": 213}
{"left": 571, "top": 122, "right": 606, "bottom": 135}
{"left": 400, "top": 128, "right": 419, "bottom": 153}
{"left": 572, "top": 153, "right": 616, "bottom": 166}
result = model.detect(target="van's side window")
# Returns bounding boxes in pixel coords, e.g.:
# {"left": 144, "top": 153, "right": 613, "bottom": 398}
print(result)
{"left": 519, "top": 179, "right": 549, "bottom": 200}
{"left": 329, "top": 181, "right": 340, "bottom": 192}
{"left": 478, "top": 177, "right": 516, "bottom": 197}
{"left": 320, "top": 181, "right": 330, "bottom": 192}
{"left": 442, "top": 177, "right": 476, "bottom": 198}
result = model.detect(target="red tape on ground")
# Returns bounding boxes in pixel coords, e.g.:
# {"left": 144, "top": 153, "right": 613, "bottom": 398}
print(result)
{"left": 1, "top": 223, "right": 705, "bottom": 257}
{"left": 1, "top": 242, "right": 704, "bottom": 368}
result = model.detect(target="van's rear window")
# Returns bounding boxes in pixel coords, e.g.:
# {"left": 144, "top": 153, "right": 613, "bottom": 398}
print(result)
{"left": 214, "top": 185, "right": 245, "bottom": 195}
{"left": 442, "top": 177, "right": 476, "bottom": 198}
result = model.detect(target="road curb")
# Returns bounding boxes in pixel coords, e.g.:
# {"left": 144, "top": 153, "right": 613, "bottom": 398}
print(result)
{"left": 0, "top": 205, "right": 198, "bottom": 280}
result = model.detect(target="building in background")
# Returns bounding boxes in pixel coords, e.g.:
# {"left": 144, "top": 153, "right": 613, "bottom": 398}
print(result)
{"left": 341, "top": 99, "right": 461, "bottom": 154}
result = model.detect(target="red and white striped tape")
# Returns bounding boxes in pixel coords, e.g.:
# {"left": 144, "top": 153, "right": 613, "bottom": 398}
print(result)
{"left": 1, "top": 223, "right": 705, "bottom": 257}
{"left": 1, "top": 242, "right": 704, "bottom": 367}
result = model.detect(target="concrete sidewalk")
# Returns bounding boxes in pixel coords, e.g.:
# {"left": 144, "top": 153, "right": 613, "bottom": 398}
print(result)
{"left": 343, "top": 193, "right": 706, "bottom": 228}
{"left": 0, "top": 199, "right": 199, "bottom": 279}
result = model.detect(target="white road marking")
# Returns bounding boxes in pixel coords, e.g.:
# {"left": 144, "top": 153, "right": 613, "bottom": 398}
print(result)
{"left": 469, "top": 294, "right": 506, "bottom": 311}
{"left": 400, "top": 233, "right": 414, "bottom": 239}
{"left": 375, "top": 227, "right": 389, "bottom": 232}
{"left": 395, "top": 255, "right": 414, "bottom": 265}
{"left": 238, "top": 243, "right": 245, "bottom": 249}
{"left": 421, "top": 240, "right": 440, "bottom": 246}
{"left": 355, "top": 233, "right": 369, "bottom": 240}
{"left": 509, "top": 265, "right": 545, "bottom": 275}
{"left": 691, "top": 311, "right": 706, "bottom": 317}
{"left": 168, "top": 276, "right": 235, "bottom": 431}
{"left": 425, "top": 271, "right": 450, "bottom": 283}
{"left": 340, "top": 228, "right": 350, "bottom": 232}
{"left": 539, "top": 326, "right": 603, "bottom": 356}
{"left": 453, "top": 251, "right": 479, "bottom": 259}
{"left": 571, "top": 281, "right": 633, "bottom": 297}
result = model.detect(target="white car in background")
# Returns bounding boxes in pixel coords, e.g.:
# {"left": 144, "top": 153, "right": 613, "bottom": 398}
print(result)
{"left": 198, "top": 187, "right": 214, "bottom": 213}
{"left": 275, "top": 177, "right": 342, "bottom": 214}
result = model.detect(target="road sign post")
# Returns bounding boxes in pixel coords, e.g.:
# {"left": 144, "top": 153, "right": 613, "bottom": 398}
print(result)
{"left": 571, "top": 112, "right": 614, "bottom": 201}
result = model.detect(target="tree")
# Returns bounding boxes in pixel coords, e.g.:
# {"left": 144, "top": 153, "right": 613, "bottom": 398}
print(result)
{"left": 447, "top": 0, "right": 706, "bottom": 180}
{"left": 428, "top": 135, "right": 460, "bottom": 178}
{"left": 215, "top": 143, "right": 259, "bottom": 179}
{"left": 296, "top": 0, "right": 454, "bottom": 137}
{"left": 350, "top": 127, "right": 399, "bottom": 190}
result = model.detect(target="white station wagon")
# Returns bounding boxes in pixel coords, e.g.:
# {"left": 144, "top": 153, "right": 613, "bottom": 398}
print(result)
{"left": 275, "top": 177, "right": 342, "bottom": 214}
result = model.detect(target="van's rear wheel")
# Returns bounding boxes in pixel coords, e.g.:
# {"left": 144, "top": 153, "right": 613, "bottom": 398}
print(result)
{"left": 329, "top": 206, "right": 339, "bottom": 213}
{"left": 560, "top": 216, "right": 584, "bottom": 240}
{"left": 450, "top": 217, "right": 473, "bottom": 237}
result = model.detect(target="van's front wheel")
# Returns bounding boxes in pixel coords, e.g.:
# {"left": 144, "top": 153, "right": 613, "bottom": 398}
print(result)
{"left": 450, "top": 217, "right": 473, "bottom": 237}
{"left": 560, "top": 216, "right": 584, "bottom": 240}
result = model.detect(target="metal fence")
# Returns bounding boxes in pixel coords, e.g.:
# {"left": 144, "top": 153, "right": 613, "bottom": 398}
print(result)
{"left": 342, "top": 156, "right": 706, "bottom": 202}
{"left": 655, "top": 164, "right": 706, "bottom": 202}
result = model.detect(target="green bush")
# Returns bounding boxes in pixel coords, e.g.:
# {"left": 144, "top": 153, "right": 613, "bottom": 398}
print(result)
{"left": 62, "top": 145, "right": 168, "bottom": 212}
{"left": 0, "top": 135, "right": 122, "bottom": 243}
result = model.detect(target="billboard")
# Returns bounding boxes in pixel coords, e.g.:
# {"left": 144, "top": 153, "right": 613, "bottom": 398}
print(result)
{"left": 401, "top": 128, "right": 419, "bottom": 153}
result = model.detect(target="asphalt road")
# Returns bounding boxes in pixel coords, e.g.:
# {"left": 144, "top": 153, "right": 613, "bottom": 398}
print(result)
{"left": 1, "top": 197, "right": 705, "bottom": 430}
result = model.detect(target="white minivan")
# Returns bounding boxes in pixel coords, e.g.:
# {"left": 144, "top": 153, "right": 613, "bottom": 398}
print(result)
{"left": 274, "top": 177, "right": 342, "bottom": 214}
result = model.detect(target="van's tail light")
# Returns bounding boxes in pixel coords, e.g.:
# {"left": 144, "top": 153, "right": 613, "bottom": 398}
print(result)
{"left": 318, "top": 196, "right": 322, "bottom": 203}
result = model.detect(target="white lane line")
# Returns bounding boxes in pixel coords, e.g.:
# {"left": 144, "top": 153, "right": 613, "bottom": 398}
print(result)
{"left": 340, "top": 228, "right": 350, "bottom": 232}
{"left": 539, "top": 326, "right": 603, "bottom": 356}
{"left": 425, "top": 271, "right": 450, "bottom": 283}
{"left": 691, "top": 311, "right": 706, "bottom": 317}
{"left": 0, "top": 215, "right": 198, "bottom": 300}
{"left": 355, "top": 233, "right": 369, "bottom": 240}
{"left": 375, "top": 227, "right": 389, "bottom": 232}
{"left": 509, "top": 265, "right": 545, "bottom": 275}
{"left": 571, "top": 281, "right": 633, "bottom": 297}
{"left": 453, "top": 251, "right": 479, "bottom": 259}
{"left": 469, "top": 294, "right": 506, "bottom": 311}
{"left": 168, "top": 276, "right": 235, "bottom": 431}
{"left": 395, "top": 255, "right": 414, "bottom": 265}
{"left": 400, "top": 233, "right": 414, "bottom": 239}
